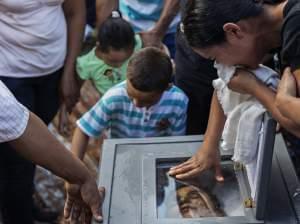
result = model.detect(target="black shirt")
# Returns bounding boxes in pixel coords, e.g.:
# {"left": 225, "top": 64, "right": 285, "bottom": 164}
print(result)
{"left": 281, "top": 0, "right": 300, "bottom": 71}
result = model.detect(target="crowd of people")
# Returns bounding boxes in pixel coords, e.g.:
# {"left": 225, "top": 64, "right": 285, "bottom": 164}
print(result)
{"left": 1, "top": 0, "right": 300, "bottom": 223}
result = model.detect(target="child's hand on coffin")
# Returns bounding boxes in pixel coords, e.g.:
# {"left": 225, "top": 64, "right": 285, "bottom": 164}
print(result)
{"left": 168, "top": 145, "right": 224, "bottom": 182}
{"left": 227, "top": 69, "right": 259, "bottom": 95}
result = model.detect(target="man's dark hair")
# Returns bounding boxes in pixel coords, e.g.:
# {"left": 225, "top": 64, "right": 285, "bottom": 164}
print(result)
{"left": 97, "top": 11, "right": 135, "bottom": 52}
{"left": 182, "top": 0, "right": 265, "bottom": 48}
{"left": 127, "top": 47, "right": 173, "bottom": 92}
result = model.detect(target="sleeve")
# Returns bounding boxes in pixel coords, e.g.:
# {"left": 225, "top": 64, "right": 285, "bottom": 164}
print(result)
{"left": 76, "top": 98, "right": 112, "bottom": 138}
{"left": 76, "top": 55, "right": 91, "bottom": 80}
{"left": 0, "top": 82, "right": 29, "bottom": 143}
{"left": 281, "top": 14, "right": 300, "bottom": 72}
{"left": 170, "top": 96, "right": 188, "bottom": 136}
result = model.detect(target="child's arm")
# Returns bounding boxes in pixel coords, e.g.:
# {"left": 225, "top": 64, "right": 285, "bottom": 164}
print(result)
{"left": 169, "top": 91, "right": 225, "bottom": 181}
{"left": 71, "top": 127, "right": 89, "bottom": 160}
{"left": 276, "top": 67, "right": 300, "bottom": 127}
{"left": 229, "top": 68, "right": 300, "bottom": 137}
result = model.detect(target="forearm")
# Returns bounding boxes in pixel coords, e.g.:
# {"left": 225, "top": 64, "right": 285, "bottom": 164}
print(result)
{"left": 151, "top": 0, "right": 180, "bottom": 39}
{"left": 71, "top": 127, "right": 89, "bottom": 161}
{"left": 276, "top": 93, "right": 300, "bottom": 126}
{"left": 96, "top": 0, "right": 118, "bottom": 27}
{"left": 203, "top": 92, "right": 226, "bottom": 148}
{"left": 252, "top": 81, "right": 300, "bottom": 136}
{"left": 10, "top": 113, "right": 91, "bottom": 185}
{"left": 63, "top": 0, "right": 86, "bottom": 77}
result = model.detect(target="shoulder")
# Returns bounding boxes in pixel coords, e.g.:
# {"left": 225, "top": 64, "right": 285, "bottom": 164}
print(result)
{"left": 100, "top": 81, "right": 130, "bottom": 105}
{"left": 162, "top": 85, "right": 189, "bottom": 107}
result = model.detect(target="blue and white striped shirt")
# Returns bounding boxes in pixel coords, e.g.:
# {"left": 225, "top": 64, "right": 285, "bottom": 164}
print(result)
{"left": 77, "top": 81, "right": 188, "bottom": 138}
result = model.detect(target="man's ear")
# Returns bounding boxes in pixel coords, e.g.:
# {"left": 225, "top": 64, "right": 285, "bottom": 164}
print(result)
{"left": 223, "top": 23, "right": 243, "bottom": 43}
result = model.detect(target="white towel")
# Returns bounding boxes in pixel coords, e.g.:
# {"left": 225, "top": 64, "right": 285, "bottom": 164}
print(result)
{"left": 213, "top": 63, "right": 279, "bottom": 164}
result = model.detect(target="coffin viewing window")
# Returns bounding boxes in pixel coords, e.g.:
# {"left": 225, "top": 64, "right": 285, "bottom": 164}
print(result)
{"left": 156, "top": 160, "right": 244, "bottom": 219}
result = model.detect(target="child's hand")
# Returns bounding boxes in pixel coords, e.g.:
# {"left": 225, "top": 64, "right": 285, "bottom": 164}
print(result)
{"left": 227, "top": 69, "right": 258, "bottom": 95}
{"left": 58, "top": 104, "right": 71, "bottom": 136}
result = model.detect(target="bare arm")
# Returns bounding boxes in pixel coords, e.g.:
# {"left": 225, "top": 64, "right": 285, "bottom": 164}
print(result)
{"left": 9, "top": 112, "right": 104, "bottom": 221}
{"left": 71, "top": 127, "right": 90, "bottom": 161}
{"left": 61, "top": 0, "right": 86, "bottom": 111}
{"left": 169, "top": 91, "right": 225, "bottom": 181}
{"left": 276, "top": 68, "right": 300, "bottom": 129}
{"left": 140, "top": 0, "right": 180, "bottom": 47}
{"left": 10, "top": 112, "right": 88, "bottom": 183}
{"left": 229, "top": 69, "right": 300, "bottom": 137}
{"left": 96, "top": 0, "right": 118, "bottom": 27}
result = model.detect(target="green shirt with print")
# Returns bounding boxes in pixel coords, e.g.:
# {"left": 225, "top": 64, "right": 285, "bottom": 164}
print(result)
{"left": 76, "top": 34, "right": 142, "bottom": 94}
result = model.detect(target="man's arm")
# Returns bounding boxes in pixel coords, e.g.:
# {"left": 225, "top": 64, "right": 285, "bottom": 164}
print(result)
{"left": 169, "top": 92, "right": 225, "bottom": 181}
{"left": 61, "top": 0, "right": 86, "bottom": 112}
{"left": 140, "top": 0, "right": 180, "bottom": 47}
{"left": 96, "top": 0, "right": 118, "bottom": 27}
{"left": 9, "top": 112, "right": 104, "bottom": 221}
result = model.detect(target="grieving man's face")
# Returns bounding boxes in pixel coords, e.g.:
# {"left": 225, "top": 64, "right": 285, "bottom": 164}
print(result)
{"left": 176, "top": 186, "right": 225, "bottom": 218}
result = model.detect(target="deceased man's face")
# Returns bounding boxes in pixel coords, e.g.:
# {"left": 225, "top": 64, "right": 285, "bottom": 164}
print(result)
{"left": 176, "top": 186, "right": 225, "bottom": 218}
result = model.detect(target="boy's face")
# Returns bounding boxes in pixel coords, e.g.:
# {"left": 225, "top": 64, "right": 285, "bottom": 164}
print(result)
{"left": 127, "top": 80, "right": 163, "bottom": 108}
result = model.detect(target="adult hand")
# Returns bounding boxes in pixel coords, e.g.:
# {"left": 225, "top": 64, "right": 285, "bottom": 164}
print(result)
{"left": 227, "top": 69, "right": 258, "bottom": 95}
{"left": 139, "top": 30, "right": 164, "bottom": 48}
{"left": 60, "top": 69, "right": 81, "bottom": 113}
{"left": 64, "top": 179, "right": 105, "bottom": 223}
{"left": 277, "top": 67, "right": 297, "bottom": 98}
{"left": 168, "top": 145, "right": 224, "bottom": 182}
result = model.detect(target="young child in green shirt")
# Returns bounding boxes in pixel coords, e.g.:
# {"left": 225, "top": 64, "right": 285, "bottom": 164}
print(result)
{"left": 58, "top": 11, "right": 142, "bottom": 136}
{"left": 76, "top": 10, "right": 143, "bottom": 95}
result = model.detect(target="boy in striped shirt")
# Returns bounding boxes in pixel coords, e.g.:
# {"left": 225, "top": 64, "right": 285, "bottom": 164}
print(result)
{"left": 71, "top": 47, "right": 188, "bottom": 160}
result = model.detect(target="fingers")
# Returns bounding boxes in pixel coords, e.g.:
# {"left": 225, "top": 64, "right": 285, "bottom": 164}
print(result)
{"left": 214, "top": 161, "right": 224, "bottom": 182}
{"left": 175, "top": 167, "right": 204, "bottom": 180}
{"left": 64, "top": 195, "right": 74, "bottom": 219}
{"left": 71, "top": 202, "right": 82, "bottom": 223}
{"left": 168, "top": 159, "right": 193, "bottom": 176}
{"left": 90, "top": 187, "right": 105, "bottom": 222}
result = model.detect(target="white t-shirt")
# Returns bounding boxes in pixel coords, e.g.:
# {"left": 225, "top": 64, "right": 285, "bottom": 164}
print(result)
{"left": 0, "top": 0, "right": 67, "bottom": 78}
{"left": 0, "top": 81, "right": 29, "bottom": 143}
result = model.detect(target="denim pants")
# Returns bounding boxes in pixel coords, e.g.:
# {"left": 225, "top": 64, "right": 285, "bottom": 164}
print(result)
{"left": 0, "top": 69, "right": 62, "bottom": 224}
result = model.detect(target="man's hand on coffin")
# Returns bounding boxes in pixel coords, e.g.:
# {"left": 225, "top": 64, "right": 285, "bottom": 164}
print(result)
{"left": 64, "top": 181, "right": 105, "bottom": 223}
{"left": 227, "top": 69, "right": 259, "bottom": 95}
{"left": 168, "top": 145, "right": 224, "bottom": 182}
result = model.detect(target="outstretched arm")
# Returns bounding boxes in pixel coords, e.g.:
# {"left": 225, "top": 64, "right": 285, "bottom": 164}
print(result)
{"left": 169, "top": 91, "right": 225, "bottom": 181}
{"left": 10, "top": 112, "right": 104, "bottom": 222}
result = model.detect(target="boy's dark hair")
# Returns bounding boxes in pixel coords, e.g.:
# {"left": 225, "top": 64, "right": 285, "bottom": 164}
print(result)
{"left": 127, "top": 47, "right": 173, "bottom": 92}
{"left": 182, "top": 0, "right": 265, "bottom": 48}
{"left": 97, "top": 11, "right": 135, "bottom": 53}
